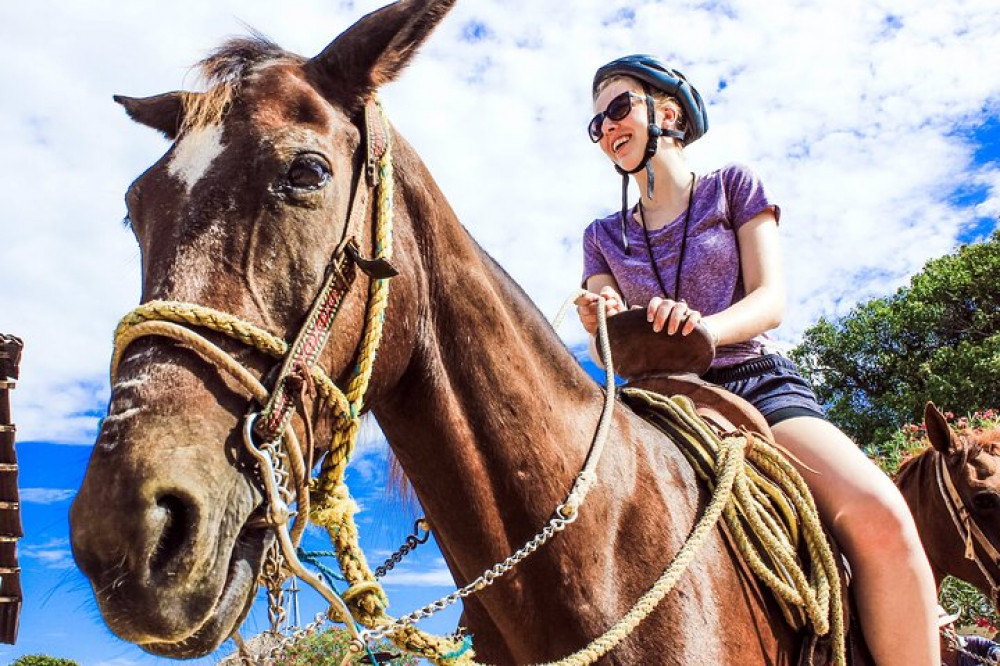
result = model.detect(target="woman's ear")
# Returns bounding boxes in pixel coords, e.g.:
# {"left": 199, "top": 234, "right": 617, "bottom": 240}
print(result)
{"left": 659, "top": 104, "right": 679, "bottom": 131}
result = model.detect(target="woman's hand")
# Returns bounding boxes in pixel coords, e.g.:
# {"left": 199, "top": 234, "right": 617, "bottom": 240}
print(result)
{"left": 647, "top": 297, "right": 702, "bottom": 335}
{"left": 575, "top": 286, "right": 626, "bottom": 335}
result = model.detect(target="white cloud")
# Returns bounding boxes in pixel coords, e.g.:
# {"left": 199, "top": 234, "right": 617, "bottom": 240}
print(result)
{"left": 19, "top": 538, "right": 74, "bottom": 570}
{"left": 19, "top": 488, "right": 75, "bottom": 504}
{"left": 1, "top": 0, "right": 998, "bottom": 444}
{"left": 379, "top": 559, "right": 454, "bottom": 588}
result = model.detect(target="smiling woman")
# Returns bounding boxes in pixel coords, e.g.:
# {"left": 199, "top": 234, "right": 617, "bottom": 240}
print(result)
{"left": 576, "top": 52, "right": 941, "bottom": 666}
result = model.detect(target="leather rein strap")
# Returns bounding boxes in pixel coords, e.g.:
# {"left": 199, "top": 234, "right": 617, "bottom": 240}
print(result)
{"left": 935, "top": 452, "right": 1000, "bottom": 597}
{"left": 254, "top": 99, "right": 395, "bottom": 445}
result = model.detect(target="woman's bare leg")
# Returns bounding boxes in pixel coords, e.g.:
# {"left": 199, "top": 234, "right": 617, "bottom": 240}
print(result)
{"left": 771, "top": 416, "right": 939, "bottom": 666}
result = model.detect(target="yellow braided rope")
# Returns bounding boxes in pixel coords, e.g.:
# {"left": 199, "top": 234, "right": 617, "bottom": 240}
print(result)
{"left": 621, "top": 389, "right": 846, "bottom": 665}
{"left": 303, "top": 105, "right": 476, "bottom": 662}
{"left": 111, "top": 319, "right": 312, "bottom": 544}
{"left": 112, "top": 301, "right": 351, "bottom": 419}
{"left": 323, "top": 118, "right": 397, "bottom": 478}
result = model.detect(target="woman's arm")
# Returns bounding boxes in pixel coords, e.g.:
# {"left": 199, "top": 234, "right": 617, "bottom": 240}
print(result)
{"left": 577, "top": 274, "right": 625, "bottom": 367}
{"left": 702, "top": 209, "right": 785, "bottom": 346}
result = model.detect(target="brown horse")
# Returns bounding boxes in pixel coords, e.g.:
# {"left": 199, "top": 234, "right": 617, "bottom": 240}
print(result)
{"left": 896, "top": 402, "right": 1000, "bottom": 607}
{"left": 69, "top": 1, "right": 814, "bottom": 662}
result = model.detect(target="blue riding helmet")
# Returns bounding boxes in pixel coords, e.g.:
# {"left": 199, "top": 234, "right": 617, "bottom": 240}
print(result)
{"left": 592, "top": 54, "right": 709, "bottom": 254}
{"left": 592, "top": 54, "right": 708, "bottom": 145}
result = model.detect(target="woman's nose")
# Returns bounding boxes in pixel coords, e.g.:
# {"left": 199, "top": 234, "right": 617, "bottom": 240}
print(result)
{"left": 601, "top": 116, "right": 620, "bottom": 143}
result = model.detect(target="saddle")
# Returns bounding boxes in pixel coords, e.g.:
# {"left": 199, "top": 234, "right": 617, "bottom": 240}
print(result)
{"left": 604, "top": 311, "right": 873, "bottom": 666}
{"left": 604, "top": 310, "right": 772, "bottom": 440}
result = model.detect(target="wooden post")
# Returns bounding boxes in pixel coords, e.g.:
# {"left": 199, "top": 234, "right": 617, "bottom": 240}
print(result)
{"left": 0, "top": 334, "right": 23, "bottom": 644}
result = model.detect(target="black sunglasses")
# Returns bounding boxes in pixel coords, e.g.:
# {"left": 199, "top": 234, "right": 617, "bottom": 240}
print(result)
{"left": 588, "top": 91, "right": 644, "bottom": 142}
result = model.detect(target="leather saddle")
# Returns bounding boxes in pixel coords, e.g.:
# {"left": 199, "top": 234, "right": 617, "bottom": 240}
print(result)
{"left": 604, "top": 310, "right": 773, "bottom": 441}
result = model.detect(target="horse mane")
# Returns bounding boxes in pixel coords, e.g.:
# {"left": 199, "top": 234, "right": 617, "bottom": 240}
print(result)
{"left": 966, "top": 427, "right": 1000, "bottom": 458}
{"left": 894, "top": 424, "right": 1000, "bottom": 483}
{"left": 182, "top": 33, "right": 303, "bottom": 132}
{"left": 894, "top": 446, "right": 933, "bottom": 484}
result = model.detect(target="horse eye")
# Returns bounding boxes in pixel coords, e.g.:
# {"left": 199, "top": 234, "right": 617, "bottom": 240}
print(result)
{"left": 972, "top": 492, "right": 1000, "bottom": 512}
{"left": 287, "top": 155, "right": 330, "bottom": 190}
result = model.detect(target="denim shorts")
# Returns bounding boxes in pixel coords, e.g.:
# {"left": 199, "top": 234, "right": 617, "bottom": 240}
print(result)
{"left": 701, "top": 354, "right": 826, "bottom": 427}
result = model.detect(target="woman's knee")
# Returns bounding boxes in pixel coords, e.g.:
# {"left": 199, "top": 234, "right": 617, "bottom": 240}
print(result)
{"left": 770, "top": 417, "right": 926, "bottom": 559}
{"left": 834, "top": 485, "right": 922, "bottom": 559}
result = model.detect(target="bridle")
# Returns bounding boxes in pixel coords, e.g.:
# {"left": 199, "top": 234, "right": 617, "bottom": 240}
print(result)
{"left": 109, "top": 94, "right": 611, "bottom": 663}
{"left": 251, "top": 99, "right": 396, "bottom": 449}
{"left": 935, "top": 450, "right": 1000, "bottom": 601}
{"left": 110, "top": 95, "right": 598, "bottom": 663}
{"left": 110, "top": 96, "right": 399, "bottom": 647}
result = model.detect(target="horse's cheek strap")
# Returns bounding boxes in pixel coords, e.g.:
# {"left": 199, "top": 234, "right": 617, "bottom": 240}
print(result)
{"left": 255, "top": 98, "right": 389, "bottom": 444}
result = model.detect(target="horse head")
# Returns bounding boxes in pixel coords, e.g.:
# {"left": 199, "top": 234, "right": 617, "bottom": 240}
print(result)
{"left": 69, "top": 1, "right": 455, "bottom": 657}
{"left": 923, "top": 402, "right": 1000, "bottom": 605}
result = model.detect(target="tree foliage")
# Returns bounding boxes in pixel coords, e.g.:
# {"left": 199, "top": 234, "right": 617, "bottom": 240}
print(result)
{"left": 269, "top": 626, "right": 420, "bottom": 666}
{"left": 791, "top": 229, "right": 1000, "bottom": 446}
{"left": 11, "top": 656, "right": 80, "bottom": 666}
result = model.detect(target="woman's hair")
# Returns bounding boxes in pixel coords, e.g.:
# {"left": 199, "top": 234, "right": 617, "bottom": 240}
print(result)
{"left": 594, "top": 74, "right": 688, "bottom": 136}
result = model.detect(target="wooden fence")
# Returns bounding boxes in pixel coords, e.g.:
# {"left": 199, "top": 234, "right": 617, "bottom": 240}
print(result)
{"left": 0, "top": 334, "right": 23, "bottom": 644}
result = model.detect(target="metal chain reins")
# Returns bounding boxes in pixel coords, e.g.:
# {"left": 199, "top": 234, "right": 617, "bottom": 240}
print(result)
{"left": 110, "top": 96, "right": 844, "bottom": 666}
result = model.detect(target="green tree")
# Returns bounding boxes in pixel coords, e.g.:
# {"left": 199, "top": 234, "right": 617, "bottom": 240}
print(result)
{"left": 790, "top": 229, "right": 1000, "bottom": 445}
{"left": 11, "top": 656, "right": 80, "bottom": 666}
{"left": 269, "top": 627, "right": 421, "bottom": 666}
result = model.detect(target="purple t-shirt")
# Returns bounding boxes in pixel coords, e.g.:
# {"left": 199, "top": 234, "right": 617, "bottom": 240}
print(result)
{"left": 582, "top": 163, "right": 780, "bottom": 369}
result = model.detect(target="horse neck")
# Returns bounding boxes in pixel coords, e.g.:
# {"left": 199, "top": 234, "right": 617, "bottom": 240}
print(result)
{"left": 373, "top": 144, "right": 603, "bottom": 577}
{"left": 897, "top": 448, "right": 966, "bottom": 587}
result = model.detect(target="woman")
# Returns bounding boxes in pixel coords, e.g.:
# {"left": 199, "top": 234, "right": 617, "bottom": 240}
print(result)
{"left": 575, "top": 54, "right": 939, "bottom": 665}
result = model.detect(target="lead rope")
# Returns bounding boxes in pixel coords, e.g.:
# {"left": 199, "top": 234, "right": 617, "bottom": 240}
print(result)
{"left": 342, "top": 295, "right": 753, "bottom": 666}
{"left": 354, "top": 293, "right": 844, "bottom": 666}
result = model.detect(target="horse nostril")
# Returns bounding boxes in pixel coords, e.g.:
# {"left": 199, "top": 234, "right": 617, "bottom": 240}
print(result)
{"left": 150, "top": 493, "right": 192, "bottom": 578}
{"left": 972, "top": 492, "right": 1000, "bottom": 512}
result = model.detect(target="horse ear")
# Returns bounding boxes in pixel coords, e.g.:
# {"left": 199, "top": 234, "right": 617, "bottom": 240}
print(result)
{"left": 925, "top": 402, "right": 956, "bottom": 453}
{"left": 307, "top": 0, "right": 456, "bottom": 105}
{"left": 114, "top": 92, "right": 189, "bottom": 140}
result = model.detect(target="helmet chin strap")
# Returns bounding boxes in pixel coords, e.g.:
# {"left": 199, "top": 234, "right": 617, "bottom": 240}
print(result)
{"left": 615, "top": 86, "right": 685, "bottom": 254}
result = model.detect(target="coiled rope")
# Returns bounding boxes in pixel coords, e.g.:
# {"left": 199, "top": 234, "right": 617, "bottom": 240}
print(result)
{"left": 621, "top": 389, "right": 845, "bottom": 664}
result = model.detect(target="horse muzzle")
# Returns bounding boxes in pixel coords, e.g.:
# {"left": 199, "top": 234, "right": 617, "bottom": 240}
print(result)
{"left": 70, "top": 380, "right": 268, "bottom": 655}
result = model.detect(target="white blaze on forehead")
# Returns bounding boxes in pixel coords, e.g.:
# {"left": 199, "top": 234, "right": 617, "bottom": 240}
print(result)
{"left": 168, "top": 124, "right": 225, "bottom": 192}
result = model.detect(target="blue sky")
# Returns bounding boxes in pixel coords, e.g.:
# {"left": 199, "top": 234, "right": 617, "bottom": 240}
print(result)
{"left": 1, "top": 0, "right": 999, "bottom": 663}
